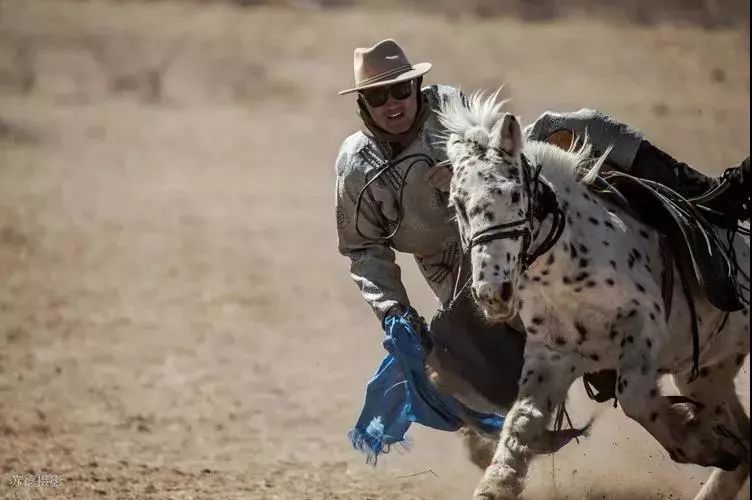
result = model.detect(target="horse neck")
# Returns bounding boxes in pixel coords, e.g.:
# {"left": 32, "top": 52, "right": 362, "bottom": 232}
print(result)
{"left": 527, "top": 176, "right": 585, "bottom": 275}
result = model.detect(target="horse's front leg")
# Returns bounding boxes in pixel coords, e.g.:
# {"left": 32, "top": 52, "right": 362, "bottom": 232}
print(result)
{"left": 473, "top": 346, "right": 578, "bottom": 500}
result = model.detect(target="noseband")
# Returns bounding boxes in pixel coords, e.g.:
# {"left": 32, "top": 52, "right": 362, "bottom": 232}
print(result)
{"left": 468, "top": 153, "right": 566, "bottom": 269}
{"left": 450, "top": 153, "right": 566, "bottom": 305}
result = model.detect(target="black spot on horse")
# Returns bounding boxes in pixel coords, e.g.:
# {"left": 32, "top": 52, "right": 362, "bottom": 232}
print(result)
{"left": 590, "top": 354, "right": 600, "bottom": 361}
{"left": 546, "top": 253, "right": 555, "bottom": 266}
{"left": 575, "top": 322, "right": 588, "bottom": 337}
{"left": 635, "top": 282, "right": 646, "bottom": 293}
{"left": 588, "top": 217, "right": 600, "bottom": 225}
{"left": 532, "top": 316, "right": 544, "bottom": 325}
{"left": 569, "top": 244, "right": 578, "bottom": 259}
{"left": 639, "top": 229, "right": 650, "bottom": 239}
{"left": 511, "top": 191, "right": 520, "bottom": 204}
{"left": 578, "top": 244, "right": 589, "bottom": 254}
{"left": 575, "top": 272, "right": 589, "bottom": 282}
{"left": 605, "top": 278, "right": 615, "bottom": 286}
{"left": 578, "top": 258, "right": 589, "bottom": 268}
{"left": 563, "top": 276, "right": 572, "bottom": 285}
{"left": 555, "top": 336, "right": 567, "bottom": 346}
{"left": 609, "top": 260, "right": 617, "bottom": 269}
{"left": 699, "top": 367, "right": 710, "bottom": 378}
{"left": 604, "top": 221, "right": 615, "bottom": 230}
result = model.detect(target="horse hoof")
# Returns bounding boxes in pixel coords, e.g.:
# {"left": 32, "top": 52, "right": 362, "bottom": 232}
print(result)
{"left": 472, "top": 483, "right": 518, "bottom": 500}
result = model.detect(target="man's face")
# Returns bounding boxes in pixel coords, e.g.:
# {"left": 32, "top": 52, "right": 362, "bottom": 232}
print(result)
{"left": 360, "top": 79, "right": 418, "bottom": 135}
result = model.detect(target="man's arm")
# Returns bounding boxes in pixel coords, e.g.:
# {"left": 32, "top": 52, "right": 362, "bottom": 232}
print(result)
{"left": 524, "top": 108, "right": 645, "bottom": 170}
{"left": 335, "top": 147, "right": 411, "bottom": 323}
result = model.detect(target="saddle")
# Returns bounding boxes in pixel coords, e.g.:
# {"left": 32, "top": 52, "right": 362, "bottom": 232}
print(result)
{"left": 588, "top": 170, "right": 745, "bottom": 313}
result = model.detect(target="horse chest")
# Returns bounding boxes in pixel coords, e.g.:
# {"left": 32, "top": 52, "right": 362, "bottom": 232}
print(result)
{"left": 519, "top": 289, "right": 615, "bottom": 355}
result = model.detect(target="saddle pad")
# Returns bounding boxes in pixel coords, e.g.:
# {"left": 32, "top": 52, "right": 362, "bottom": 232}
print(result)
{"left": 596, "top": 171, "right": 744, "bottom": 312}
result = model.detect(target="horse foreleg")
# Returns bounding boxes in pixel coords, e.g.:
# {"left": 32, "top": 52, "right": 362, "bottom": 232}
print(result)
{"left": 473, "top": 347, "right": 577, "bottom": 500}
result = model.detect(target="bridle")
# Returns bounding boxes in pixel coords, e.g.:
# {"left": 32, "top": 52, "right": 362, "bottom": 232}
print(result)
{"left": 449, "top": 152, "right": 567, "bottom": 306}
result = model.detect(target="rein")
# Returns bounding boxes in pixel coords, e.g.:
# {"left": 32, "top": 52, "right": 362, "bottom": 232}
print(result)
{"left": 354, "top": 152, "right": 434, "bottom": 241}
{"left": 449, "top": 153, "right": 567, "bottom": 306}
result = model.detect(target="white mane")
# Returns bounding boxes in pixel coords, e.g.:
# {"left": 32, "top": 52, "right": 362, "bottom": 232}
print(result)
{"left": 439, "top": 89, "right": 611, "bottom": 186}
{"left": 438, "top": 88, "right": 508, "bottom": 142}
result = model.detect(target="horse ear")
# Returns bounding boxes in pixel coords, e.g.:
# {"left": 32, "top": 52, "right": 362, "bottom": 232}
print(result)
{"left": 498, "top": 113, "right": 523, "bottom": 156}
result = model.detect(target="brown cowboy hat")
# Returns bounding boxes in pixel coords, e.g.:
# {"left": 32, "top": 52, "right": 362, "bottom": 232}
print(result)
{"left": 338, "top": 39, "right": 432, "bottom": 95}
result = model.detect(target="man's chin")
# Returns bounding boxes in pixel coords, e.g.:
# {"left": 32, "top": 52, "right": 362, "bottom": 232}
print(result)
{"left": 382, "top": 119, "right": 412, "bottom": 135}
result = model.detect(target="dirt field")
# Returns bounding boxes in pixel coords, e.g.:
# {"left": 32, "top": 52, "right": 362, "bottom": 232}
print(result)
{"left": 0, "top": 1, "right": 749, "bottom": 499}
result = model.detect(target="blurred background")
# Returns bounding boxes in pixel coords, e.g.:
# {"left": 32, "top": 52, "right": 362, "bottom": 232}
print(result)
{"left": 0, "top": 0, "right": 749, "bottom": 499}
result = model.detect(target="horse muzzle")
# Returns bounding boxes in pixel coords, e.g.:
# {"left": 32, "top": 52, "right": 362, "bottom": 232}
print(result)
{"left": 471, "top": 280, "right": 516, "bottom": 321}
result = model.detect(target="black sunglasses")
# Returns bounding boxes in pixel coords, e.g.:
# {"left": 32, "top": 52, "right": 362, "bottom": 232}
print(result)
{"left": 360, "top": 80, "right": 413, "bottom": 108}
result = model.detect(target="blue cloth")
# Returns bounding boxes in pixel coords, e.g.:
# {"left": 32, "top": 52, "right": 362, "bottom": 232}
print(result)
{"left": 348, "top": 314, "right": 504, "bottom": 464}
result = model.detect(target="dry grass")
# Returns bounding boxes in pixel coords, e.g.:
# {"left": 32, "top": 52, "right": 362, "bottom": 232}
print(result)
{"left": 0, "top": 1, "right": 748, "bottom": 499}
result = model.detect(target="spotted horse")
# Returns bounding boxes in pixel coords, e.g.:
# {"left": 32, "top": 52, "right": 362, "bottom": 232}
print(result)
{"left": 438, "top": 90, "right": 751, "bottom": 500}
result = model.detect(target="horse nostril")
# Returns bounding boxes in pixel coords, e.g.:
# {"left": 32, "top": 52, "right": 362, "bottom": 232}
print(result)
{"left": 500, "top": 281, "right": 513, "bottom": 302}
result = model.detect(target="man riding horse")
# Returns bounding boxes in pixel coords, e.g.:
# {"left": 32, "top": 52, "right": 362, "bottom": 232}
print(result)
{"left": 334, "top": 39, "right": 749, "bottom": 457}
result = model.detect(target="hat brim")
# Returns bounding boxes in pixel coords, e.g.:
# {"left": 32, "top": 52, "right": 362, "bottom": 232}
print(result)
{"left": 338, "top": 62, "right": 432, "bottom": 95}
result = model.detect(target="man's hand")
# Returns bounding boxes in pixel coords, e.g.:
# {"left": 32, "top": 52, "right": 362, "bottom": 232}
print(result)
{"left": 386, "top": 305, "right": 404, "bottom": 318}
{"left": 425, "top": 163, "right": 453, "bottom": 193}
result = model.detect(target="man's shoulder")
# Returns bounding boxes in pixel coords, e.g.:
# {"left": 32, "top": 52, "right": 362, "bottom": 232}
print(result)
{"left": 422, "top": 83, "right": 462, "bottom": 109}
{"left": 336, "top": 131, "right": 377, "bottom": 177}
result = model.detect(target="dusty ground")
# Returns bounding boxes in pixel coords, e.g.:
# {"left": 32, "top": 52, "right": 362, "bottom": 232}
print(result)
{"left": 0, "top": 1, "right": 749, "bottom": 499}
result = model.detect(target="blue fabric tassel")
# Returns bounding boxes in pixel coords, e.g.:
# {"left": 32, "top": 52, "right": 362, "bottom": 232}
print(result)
{"left": 348, "top": 314, "right": 504, "bottom": 464}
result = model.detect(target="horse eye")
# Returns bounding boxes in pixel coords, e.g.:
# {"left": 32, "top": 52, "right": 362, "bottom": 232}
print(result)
{"left": 511, "top": 191, "right": 521, "bottom": 204}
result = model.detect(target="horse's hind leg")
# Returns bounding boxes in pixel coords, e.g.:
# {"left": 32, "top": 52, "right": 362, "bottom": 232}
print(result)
{"left": 614, "top": 305, "right": 746, "bottom": 470}
{"left": 673, "top": 359, "right": 750, "bottom": 500}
